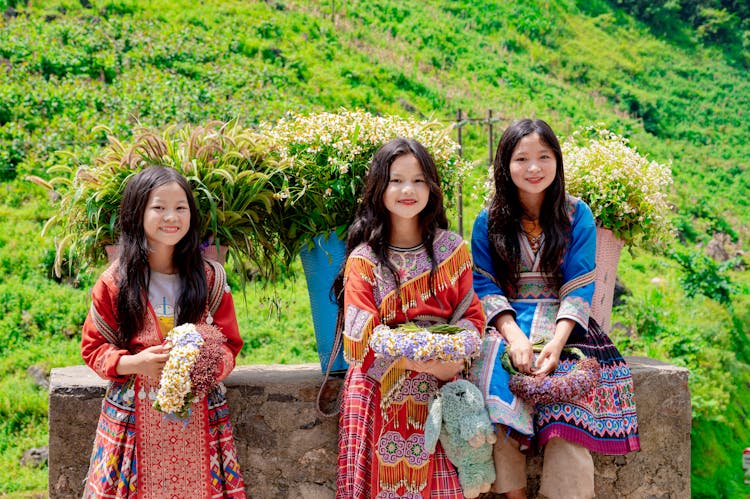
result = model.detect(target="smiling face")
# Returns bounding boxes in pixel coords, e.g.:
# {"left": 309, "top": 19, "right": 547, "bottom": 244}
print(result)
{"left": 383, "top": 153, "right": 430, "bottom": 225}
{"left": 142, "top": 181, "right": 191, "bottom": 254}
{"left": 508, "top": 132, "right": 557, "bottom": 205}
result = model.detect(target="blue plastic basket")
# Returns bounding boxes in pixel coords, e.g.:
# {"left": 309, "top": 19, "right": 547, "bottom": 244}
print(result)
{"left": 299, "top": 232, "right": 349, "bottom": 374}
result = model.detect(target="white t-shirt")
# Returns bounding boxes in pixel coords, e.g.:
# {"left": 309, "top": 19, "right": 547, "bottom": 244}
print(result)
{"left": 149, "top": 271, "right": 181, "bottom": 334}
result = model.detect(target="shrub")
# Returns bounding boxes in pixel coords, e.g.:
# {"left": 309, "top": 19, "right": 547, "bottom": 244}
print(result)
{"left": 670, "top": 248, "right": 737, "bottom": 305}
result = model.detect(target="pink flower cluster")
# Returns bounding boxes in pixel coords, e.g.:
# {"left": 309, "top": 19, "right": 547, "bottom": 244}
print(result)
{"left": 508, "top": 357, "right": 601, "bottom": 407}
{"left": 189, "top": 323, "right": 227, "bottom": 399}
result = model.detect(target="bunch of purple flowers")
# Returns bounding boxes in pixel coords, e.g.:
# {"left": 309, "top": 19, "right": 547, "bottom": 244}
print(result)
{"left": 502, "top": 346, "right": 601, "bottom": 407}
{"left": 370, "top": 322, "right": 481, "bottom": 362}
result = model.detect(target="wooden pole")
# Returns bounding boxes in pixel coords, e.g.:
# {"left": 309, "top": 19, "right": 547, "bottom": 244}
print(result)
{"left": 488, "top": 109, "right": 494, "bottom": 167}
{"left": 456, "top": 109, "right": 464, "bottom": 237}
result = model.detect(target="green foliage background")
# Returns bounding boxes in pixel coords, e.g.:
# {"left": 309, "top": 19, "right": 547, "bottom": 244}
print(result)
{"left": 1, "top": 0, "right": 749, "bottom": 496}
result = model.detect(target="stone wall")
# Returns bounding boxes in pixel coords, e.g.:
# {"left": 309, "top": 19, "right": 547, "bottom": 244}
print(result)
{"left": 48, "top": 356, "right": 690, "bottom": 498}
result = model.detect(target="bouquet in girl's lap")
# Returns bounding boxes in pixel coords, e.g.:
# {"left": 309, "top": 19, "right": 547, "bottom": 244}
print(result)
{"left": 155, "top": 323, "right": 227, "bottom": 419}
{"left": 370, "top": 322, "right": 481, "bottom": 362}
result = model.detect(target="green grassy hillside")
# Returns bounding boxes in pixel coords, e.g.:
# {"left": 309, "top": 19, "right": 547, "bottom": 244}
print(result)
{"left": 1, "top": 0, "right": 749, "bottom": 496}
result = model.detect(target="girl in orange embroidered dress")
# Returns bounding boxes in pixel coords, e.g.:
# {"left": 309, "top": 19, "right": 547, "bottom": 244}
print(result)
{"left": 334, "top": 138, "right": 485, "bottom": 498}
{"left": 81, "top": 166, "right": 246, "bottom": 498}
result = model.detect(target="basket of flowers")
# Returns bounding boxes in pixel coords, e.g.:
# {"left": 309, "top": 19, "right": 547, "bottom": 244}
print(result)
{"left": 32, "top": 119, "right": 286, "bottom": 278}
{"left": 563, "top": 126, "right": 674, "bottom": 331}
{"left": 261, "top": 110, "right": 470, "bottom": 266}
{"left": 501, "top": 341, "right": 601, "bottom": 407}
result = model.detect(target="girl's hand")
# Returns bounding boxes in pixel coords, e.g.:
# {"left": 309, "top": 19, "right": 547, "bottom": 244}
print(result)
{"left": 116, "top": 344, "right": 172, "bottom": 379}
{"left": 507, "top": 335, "right": 534, "bottom": 374}
{"left": 495, "top": 314, "right": 534, "bottom": 373}
{"left": 532, "top": 340, "right": 565, "bottom": 377}
{"left": 403, "top": 359, "right": 465, "bottom": 381}
{"left": 532, "top": 319, "right": 575, "bottom": 376}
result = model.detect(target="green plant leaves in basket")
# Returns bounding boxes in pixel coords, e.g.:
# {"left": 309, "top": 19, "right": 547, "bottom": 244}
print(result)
{"left": 41, "top": 119, "right": 287, "bottom": 278}
{"left": 397, "top": 322, "right": 466, "bottom": 335}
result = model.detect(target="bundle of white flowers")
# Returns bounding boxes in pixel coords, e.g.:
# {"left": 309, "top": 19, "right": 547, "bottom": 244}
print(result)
{"left": 259, "top": 110, "right": 470, "bottom": 264}
{"left": 562, "top": 127, "right": 674, "bottom": 249}
{"left": 154, "top": 324, "right": 204, "bottom": 417}
{"left": 154, "top": 323, "right": 226, "bottom": 420}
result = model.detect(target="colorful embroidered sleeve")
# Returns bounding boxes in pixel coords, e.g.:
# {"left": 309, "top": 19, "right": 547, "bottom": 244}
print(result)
{"left": 471, "top": 209, "right": 515, "bottom": 327}
{"left": 342, "top": 254, "right": 381, "bottom": 366}
{"left": 342, "top": 251, "right": 402, "bottom": 386}
{"left": 452, "top": 242, "right": 486, "bottom": 334}
{"left": 80, "top": 272, "right": 129, "bottom": 382}
{"left": 557, "top": 198, "right": 596, "bottom": 329}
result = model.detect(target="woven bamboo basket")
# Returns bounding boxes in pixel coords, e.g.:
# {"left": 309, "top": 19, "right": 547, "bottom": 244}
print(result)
{"left": 590, "top": 227, "right": 624, "bottom": 333}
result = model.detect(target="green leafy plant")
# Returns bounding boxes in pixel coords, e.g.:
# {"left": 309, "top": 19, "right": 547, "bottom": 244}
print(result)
{"left": 613, "top": 286, "right": 737, "bottom": 422}
{"left": 33, "top": 119, "right": 286, "bottom": 277}
{"left": 670, "top": 247, "right": 738, "bottom": 305}
{"left": 261, "top": 110, "right": 470, "bottom": 267}
{"left": 562, "top": 127, "right": 674, "bottom": 249}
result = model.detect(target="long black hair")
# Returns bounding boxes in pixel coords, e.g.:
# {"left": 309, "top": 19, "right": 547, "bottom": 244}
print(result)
{"left": 487, "top": 119, "right": 570, "bottom": 295}
{"left": 333, "top": 138, "right": 449, "bottom": 317}
{"left": 115, "top": 165, "right": 207, "bottom": 347}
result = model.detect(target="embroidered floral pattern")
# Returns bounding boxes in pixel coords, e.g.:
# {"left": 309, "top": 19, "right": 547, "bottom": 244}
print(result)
{"left": 392, "top": 373, "right": 438, "bottom": 404}
{"left": 389, "top": 251, "right": 420, "bottom": 282}
{"left": 376, "top": 492, "right": 423, "bottom": 499}
{"left": 404, "top": 433, "right": 429, "bottom": 466}
{"left": 481, "top": 294, "right": 514, "bottom": 324}
{"left": 372, "top": 230, "right": 464, "bottom": 308}
{"left": 367, "top": 357, "right": 395, "bottom": 380}
{"left": 558, "top": 295, "right": 590, "bottom": 328}
{"left": 378, "top": 431, "right": 406, "bottom": 465}
{"left": 376, "top": 431, "right": 430, "bottom": 469}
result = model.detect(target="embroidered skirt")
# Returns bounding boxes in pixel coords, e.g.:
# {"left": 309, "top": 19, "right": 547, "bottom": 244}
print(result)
{"left": 337, "top": 368, "right": 464, "bottom": 499}
{"left": 534, "top": 318, "right": 641, "bottom": 454}
{"left": 82, "top": 376, "right": 246, "bottom": 498}
{"left": 475, "top": 318, "right": 641, "bottom": 455}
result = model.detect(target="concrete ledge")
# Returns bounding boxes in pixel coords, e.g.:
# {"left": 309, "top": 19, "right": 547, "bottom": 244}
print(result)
{"left": 48, "top": 357, "right": 690, "bottom": 498}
